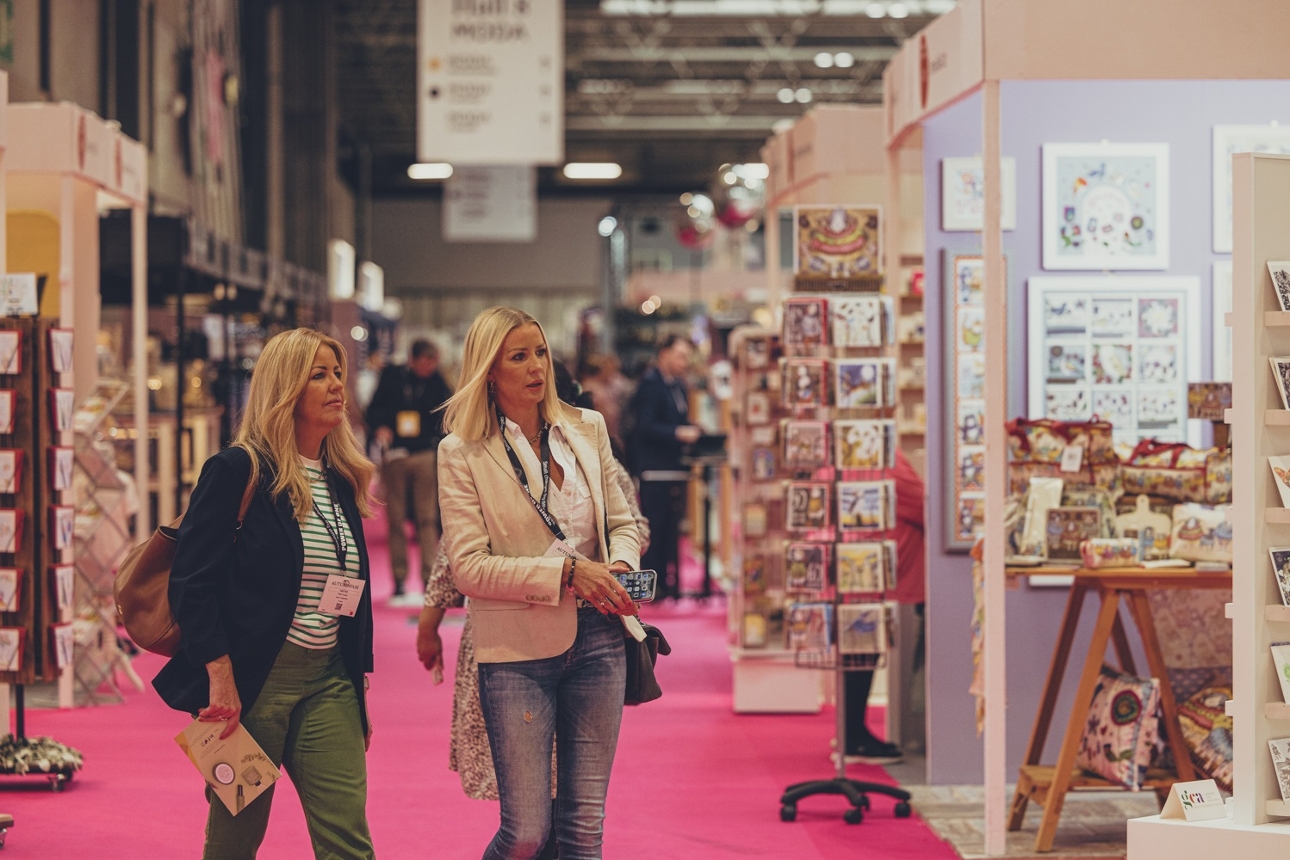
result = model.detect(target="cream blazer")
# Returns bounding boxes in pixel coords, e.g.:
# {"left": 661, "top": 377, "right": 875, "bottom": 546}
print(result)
{"left": 439, "top": 403, "right": 642, "bottom": 663}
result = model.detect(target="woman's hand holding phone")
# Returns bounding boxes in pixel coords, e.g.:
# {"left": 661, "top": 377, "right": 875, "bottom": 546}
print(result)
{"left": 569, "top": 558, "right": 637, "bottom": 616}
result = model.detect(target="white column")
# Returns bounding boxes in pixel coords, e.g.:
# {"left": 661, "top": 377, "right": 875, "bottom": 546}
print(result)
{"left": 132, "top": 204, "right": 150, "bottom": 540}
{"left": 981, "top": 80, "right": 1009, "bottom": 858}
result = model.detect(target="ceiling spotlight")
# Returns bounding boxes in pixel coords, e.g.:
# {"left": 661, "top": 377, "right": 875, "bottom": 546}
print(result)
{"left": 744, "top": 219, "right": 761, "bottom": 233}
{"left": 680, "top": 192, "right": 694, "bottom": 205}
{"left": 407, "top": 162, "right": 453, "bottom": 180}
{"left": 723, "top": 171, "right": 738, "bottom": 185}
{"left": 834, "top": 52, "right": 855, "bottom": 69}
{"left": 813, "top": 52, "right": 834, "bottom": 69}
{"left": 649, "top": 295, "right": 661, "bottom": 305}
{"left": 776, "top": 87, "right": 796, "bottom": 104}
{"left": 865, "top": 2, "right": 887, "bottom": 17}
{"left": 563, "top": 162, "right": 622, "bottom": 180}
{"left": 888, "top": 2, "right": 909, "bottom": 17}
{"left": 739, "top": 163, "right": 770, "bottom": 180}
{"left": 350, "top": 326, "right": 368, "bottom": 342}
{"left": 598, "top": 216, "right": 618, "bottom": 237}
{"left": 641, "top": 300, "right": 657, "bottom": 315}
{"left": 772, "top": 118, "right": 795, "bottom": 134}
{"left": 795, "top": 88, "right": 813, "bottom": 104}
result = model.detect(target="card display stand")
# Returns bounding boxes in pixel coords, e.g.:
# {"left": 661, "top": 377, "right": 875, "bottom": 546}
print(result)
{"left": 0, "top": 318, "right": 82, "bottom": 788}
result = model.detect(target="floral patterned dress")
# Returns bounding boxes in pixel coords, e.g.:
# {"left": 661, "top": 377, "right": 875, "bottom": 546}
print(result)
{"left": 425, "top": 464, "right": 650, "bottom": 800}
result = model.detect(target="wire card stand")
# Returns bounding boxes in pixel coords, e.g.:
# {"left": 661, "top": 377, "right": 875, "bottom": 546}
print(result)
{"left": 771, "top": 293, "right": 913, "bottom": 826}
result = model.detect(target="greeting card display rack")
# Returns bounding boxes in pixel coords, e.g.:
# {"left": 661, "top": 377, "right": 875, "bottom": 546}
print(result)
{"left": 741, "top": 294, "right": 912, "bottom": 825}
{"left": 0, "top": 318, "right": 82, "bottom": 789}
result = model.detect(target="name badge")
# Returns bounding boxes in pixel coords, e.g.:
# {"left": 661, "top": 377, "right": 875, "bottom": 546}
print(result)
{"left": 396, "top": 410, "right": 421, "bottom": 437}
{"left": 544, "top": 537, "right": 583, "bottom": 560}
{"left": 317, "top": 574, "right": 366, "bottom": 617}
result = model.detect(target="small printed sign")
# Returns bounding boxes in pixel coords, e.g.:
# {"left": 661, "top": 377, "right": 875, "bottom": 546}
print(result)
{"left": 1060, "top": 444, "right": 1085, "bottom": 473}
{"left": 1159, "top": 779, "right": 1225, "bottom": 821}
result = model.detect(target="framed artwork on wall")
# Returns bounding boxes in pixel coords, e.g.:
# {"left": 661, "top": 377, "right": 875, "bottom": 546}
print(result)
{"left": 1027, "top": 276, "right": 1202, "bottom": 448}
{"left": 1212, "top": 260, "right": 1232, "bottom": 382}
{"left": 1041, "top": 143, "right": 1170, "bottom": 271}
{"left": 940, "top": 157, "right": 1018, "bottom": 232}
{"left": 942, "top": 250, "right": 1005, "bottom": 552}
{"left": 792, "top": 205, "right": 882, "bottom": 283}
{"left": 1212, "top": 124, "right": 1290, "bottom": 253}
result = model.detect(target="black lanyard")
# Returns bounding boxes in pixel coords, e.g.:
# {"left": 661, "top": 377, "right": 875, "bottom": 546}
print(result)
{"left": 496, "top": 408, "right": 567, "bottom": 544}
{"left": 311, "top": 473, "right": 349, "bottom": 573}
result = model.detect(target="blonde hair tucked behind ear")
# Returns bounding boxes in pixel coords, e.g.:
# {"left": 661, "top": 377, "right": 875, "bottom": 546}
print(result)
{"left": 440, "top": 307, "right": 562, "bottom": 442}
{"left": 231, "top": 328, "right": 375, "bottom": 523}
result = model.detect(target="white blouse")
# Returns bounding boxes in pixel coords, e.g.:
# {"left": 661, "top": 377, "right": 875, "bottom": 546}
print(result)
{"left": 503, "top": 416, "right": 600, "bottom": 563}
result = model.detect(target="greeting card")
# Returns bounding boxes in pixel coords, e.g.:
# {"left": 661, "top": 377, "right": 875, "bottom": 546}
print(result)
{"left": 785, "top": 543, "right": 829, "bottom": 592}
{"left": 836, "top": 542, "right": 895, "bottom": 594}
{"left": 0, "top": 331, "right": 20, "bottom": 376}
{"left": 1045, "top": 506, "right": 1102, "bottom": 560}
{"left": 786, "top": 602, "right": 833, "bottom": 651}
{"left": 834, "top": 359, "right": 893, "bottom": 409}
{"left": 51, "top": 623, "right": 74, "bottom": 669}
{"left": 837, "top": 480, "right": 895, "bottom": 532}
{"left": 783, "top": 297, "right": 829, "bottom": 348}
{"left": 50, "top": 389, "right": 75, "bottom": 433}
{"left": 0, "top": 510, "right": 23, "bottom": 553}
{"left": 0, "top": 568, "right": 19, "bottom": 612}
{"left": 52, "top": 564, "right": 75, "bottom": 611}
{"left": 48, "top": 329, "right": 74, "bottom": 374}
{"left": 51, "top": 506, "right": 75, "bottom": 551}
{"left": 1272, "top": 642, "right": 1290, "bottom": 705}
{"left": 1271, "top": 456, "right": 1290, "bottom": 508}
{"left": 1270, "top": 738, "right": 1290, "bottom": 803}
{"left": 0, "top": 450, "right": 22, "bottom": 495}
{"left": 782, "top": 359, "right": 829, "bottom": 408}
{"left": 831, "top": 295, "right": 892, "bottom": 347}
{"left": 50, "top": 447, "right": 74, "bottom": 492}
{"left": 0, "top": 627, "right": 24, "bottom": 672}
{"left": 782, "top": 421, "right": 831, "bottom": 469}
{"left": 834, "top": 420, "right": 896, "bottom": 471}
{"left": 837, "top": 603, "right": 886, "bottom": 655}
{"left": 786, "top": 481, "right": 831, "bottom": 531}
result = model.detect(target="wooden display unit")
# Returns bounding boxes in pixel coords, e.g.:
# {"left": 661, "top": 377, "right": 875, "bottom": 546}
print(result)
{"left": 1127, "top": 155, "right": 1290, "bottom": 855}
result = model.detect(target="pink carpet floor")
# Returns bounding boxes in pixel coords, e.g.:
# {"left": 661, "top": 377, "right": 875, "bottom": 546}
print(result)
{"left": 0, "top": 517, "right": 956, "bottom": 859}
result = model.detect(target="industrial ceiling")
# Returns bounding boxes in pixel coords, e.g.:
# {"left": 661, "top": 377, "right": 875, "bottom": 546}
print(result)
{"left": 335, "top": 0, "right": 950, "bottom": 196}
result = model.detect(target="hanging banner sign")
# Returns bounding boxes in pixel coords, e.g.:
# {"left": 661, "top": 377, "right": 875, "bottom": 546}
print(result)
{"left": 444, "top": 165, "right": 537, "bottom": 243}
{"left": 417, "top": 0, "right": 563, "bottom": 166}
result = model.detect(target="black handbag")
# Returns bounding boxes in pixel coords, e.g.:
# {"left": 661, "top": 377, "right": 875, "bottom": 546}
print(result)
{"left": 624, "top": 623, "right": 671, "bottom": 706}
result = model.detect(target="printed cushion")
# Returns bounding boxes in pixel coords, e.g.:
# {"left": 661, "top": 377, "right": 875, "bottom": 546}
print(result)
{"left": 1176, "top": 686, "right": 1233, "bottom": 793}
{"left": 1075, "top": 665, "right": 1161, "bottom": 790}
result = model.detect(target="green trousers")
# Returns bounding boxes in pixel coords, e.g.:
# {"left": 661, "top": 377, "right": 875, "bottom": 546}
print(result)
{"left": 202, "top": 643, "right": 375, "bottom": 860}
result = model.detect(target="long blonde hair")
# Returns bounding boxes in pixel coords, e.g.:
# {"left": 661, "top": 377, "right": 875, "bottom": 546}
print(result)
{"left": 440, "top": 307, "right": 562, "bottom": 442}
{"left": 231, "top": 328, "right": 375, "bottom": 522}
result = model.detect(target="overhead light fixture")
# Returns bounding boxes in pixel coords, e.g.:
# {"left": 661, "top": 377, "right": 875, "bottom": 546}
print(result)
{"left": 814, "top": 52, "right": 834, "bottom": 69}
{"left": 889, "top": 2, "right": 910, "bottom": 17}
{"left": 865, "top": 2, "right": 887, "bottom": 17}
{"left": 834, "top": 52, "right": 855, "bottom": 68}
{"left": 350, "top": 326, "right": 368, "bottom": 342}
{"left": 772, "top": 118, "right": 795, "bottom": 134}
{"left": 680, "top": 192, "right": 694, "bottom": 205}
{"left": 776, "top": 87, "right": 796, "bottom": 104}
{"left": 795, "top": 88, "right": 813, "bottom": 104}
{"left": 408, "top": 162, "right": 453, "bottom": 180}
{"left": 739, "top": 163, "right": 770, "bottom": 180}
{"left": 563, "top": 162, "right": 623, "bottom": 180}
{"left": 598, "top": 216, "right": 618, "bottom": 237}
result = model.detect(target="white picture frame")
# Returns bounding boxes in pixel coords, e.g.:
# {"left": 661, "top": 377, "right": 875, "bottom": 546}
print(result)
{"left": 1212, "top": 124, "right": 1290, "bottom": 253}
{"left": 1027, "top": 276, "right": 1202, "bottom": 447}
{"left": 941, "top": 157, "right": 1017, "bottom": 232}
{"left": 1213, "top": 261, "right": 1233, "bottom": 382}
{"left": 1041, "top": 143, "right": 1170, "bottom": 271}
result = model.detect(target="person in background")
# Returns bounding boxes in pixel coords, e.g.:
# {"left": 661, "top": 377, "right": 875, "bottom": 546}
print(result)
{"left": 154, "top": 328, "right": 376, "bottom": 859}
{"left": 578, "top": 354, "right": 631, "bottom": 446}
{"left": 415, "top": 359, "right": 650, "bottom": 806}
{"left": 843, "top": 448, "right": 925, "bottom": 762}
{"left": 365, "top": 337, "right": 453, "bottom": 605}
{"left": 437, "top": 307, "right": 641, "bottom": 860}
{"left": 629, "top": 334, "right": 702, "bottom": 600}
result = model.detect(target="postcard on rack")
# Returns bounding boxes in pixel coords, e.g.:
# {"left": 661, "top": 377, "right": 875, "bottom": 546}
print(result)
{"left": 0, "top": 450, "right": 22, "bottom": 495}
{"left": 0, "top": 568, "right": 20, "bottom": 612}
{"left": 831, "top": 295, "right": 891, "bottom": 347}
{"left": 1272, "top": 643, "right": 1290, "bottom": 705}
{"left": 785, "top": 543, "right": 829, "bottom": 592}
{"left": 1270, "top": 261, "right": 1290, "bottom": 312}
{"left": 1270, "top": 547, "right": 1290, "bottom": 607}
{"left": 745, "top": 391, "right": 771, "bottom": 425}
{"left": 783, "top": 297, "right": 829, "bottom": 348}
{"left": 837, "top": 603, "right": 886, "bottom": 655}
{"left": 785, "top": 602, "right": 832, "bottom": 651}
{"left": 835, "top": 419, "right": 896, "bottom": 470}
{"left": 1270, "top": 456, "right": 1290, "bottom": 507}
{"left": 836, "top": 542, "right": 890, "bottom": 594}
{"left": 782, "top": 359, "right": 829, "bottom": 408}
{"left": 1270, "top": 738, "right": 1290, "bottom": 803}
{"left": 1159, "top": 778, "right": 1225, "bottom": 822}
{"left": 1271, "top": 357, "right": 1290, "bottom": 410}
{"left": 782, "top": 420, "right": 831, "bottom": 469}
{"left": 176, "top": 718, "right": 282, "bottom": 817}
{"left": 786, "top": 481, "right": 831, "bottom": 531}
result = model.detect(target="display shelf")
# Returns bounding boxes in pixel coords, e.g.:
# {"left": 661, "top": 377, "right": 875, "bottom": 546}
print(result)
{"left": 1227, "top": 152, "right": 1290, "bottom": 833}
{"left": 1227, "top": 699, "right": 1237, "bottom": 717}
{"left": 1265, "top": 703, "right": 1290, "bottom": 720}
{"left": 1267, "top": 605, "right": 1290, "bottom": 623}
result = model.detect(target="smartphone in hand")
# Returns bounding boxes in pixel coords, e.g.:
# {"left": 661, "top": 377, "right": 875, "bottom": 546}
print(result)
{"left": 615, "top": 570, "right": 658, "bottom": 602}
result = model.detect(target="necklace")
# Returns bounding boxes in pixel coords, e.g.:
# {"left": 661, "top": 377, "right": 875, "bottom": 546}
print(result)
{"left": 526, "top": 429, "right": 542, "bottom": 444}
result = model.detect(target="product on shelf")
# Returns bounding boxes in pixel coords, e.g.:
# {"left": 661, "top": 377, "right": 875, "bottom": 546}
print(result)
{"left": 786, "top": 601, "right": 833, "bottom": 651}
{"left": 1167, "top": 504, "right": 1233, "bottom": 563}
{"left": 1044, "top": 507, "right": 1101, "bottom": 561}
{"left": 1270, "top": 738, "right": 1290, "bottom": 803}
{"left": 785, "top": 543, "right": 830, "bottom": 593}
{"left": 834, "top": 419, "right": 897, "bottom": 470}
{"left": 1270, "top": 547, "right": 1290, "bottom": 606}
{"left": 837, "top": 603, "right": 886, "bottom": 655}
{"left": 836, "top": 541, "right": 896, "bottom": 594}
{"left": 834, "top": 358, "right": 895, "bottom": 409}
{"left": 783, "top": 297, "right": 830, "bottom": 348}
{"left": 831, "top": 295, "right": 893, "bottom": 347}
{"left": 782, "top": 420, "right": 831, "bottom": 469}
{"left": 1269, "top": 261, "right": 1290, "bottom": 311}
{"left": 782, "top": 359, "right": 830, "bottom": 408}
{"left": 1271, "top": 643, "right": 1290, "bottom": 704}
{"left": 785, "top": 481, "right": 831, "bottom": 531}
{"left": 837, "top": 480, "right": 896, "bottom": 532}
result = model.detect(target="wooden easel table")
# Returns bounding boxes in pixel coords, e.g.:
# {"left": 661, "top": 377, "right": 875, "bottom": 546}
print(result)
{"left": 1005, "top": 564, "right": 1232, "bottom": 852}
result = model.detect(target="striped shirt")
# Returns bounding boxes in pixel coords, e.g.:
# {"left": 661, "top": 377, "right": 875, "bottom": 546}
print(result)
{"left": 287, "top": 460, "right": 359, "bottom": 650}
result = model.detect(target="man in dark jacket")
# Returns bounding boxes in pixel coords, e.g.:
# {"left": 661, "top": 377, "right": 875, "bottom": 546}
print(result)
{"left": 630, "top": 335, "right": 702, "bottom": 600}
{"left": 365, "top": 338, "right": 453, "bottom": 604}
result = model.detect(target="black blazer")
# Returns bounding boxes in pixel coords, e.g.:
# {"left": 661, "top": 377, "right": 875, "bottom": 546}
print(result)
{"left": 629, "top": 367, "right": 689, "bottom": 474}
{"left": 364, "top": 365, "right": 453, "bottom": 454}
{"left": 152, "top": 447, "right": 374, "bottom": 732}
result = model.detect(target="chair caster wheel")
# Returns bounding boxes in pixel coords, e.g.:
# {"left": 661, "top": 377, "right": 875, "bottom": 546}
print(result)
{"left": 780, "top": 804, "right": 796, "bottom": 822}
{"left": 859, "top": 795, "right": 871, "bottom": 810}
{"left": 894, "top": 801, "right": 912, "bottom": 818}
{"left": 844, "top": 807, "right": 864, "bottom": 825}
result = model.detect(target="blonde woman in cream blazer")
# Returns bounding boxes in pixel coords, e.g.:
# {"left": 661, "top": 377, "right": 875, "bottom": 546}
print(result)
{"left": 438, "top": 307, "right": 640, "bottom": 860}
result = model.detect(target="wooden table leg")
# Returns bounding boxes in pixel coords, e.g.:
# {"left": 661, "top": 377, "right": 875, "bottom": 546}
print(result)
{"left": 1111, "top": 609, "right": 1137, "bottom": 676}
{"left": 1127, "top": 590, "right": 1196, "bottom": 783}
{"left": 1033, "top": 587, "right": 1122, "bottom": 853}
{"left": 1009, "top": 582, "right": 1088, "bottom": 832}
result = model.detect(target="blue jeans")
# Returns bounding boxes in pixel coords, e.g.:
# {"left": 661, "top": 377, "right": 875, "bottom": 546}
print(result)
{"left": 477, "top": 607, "right": 627, "bottom": 860}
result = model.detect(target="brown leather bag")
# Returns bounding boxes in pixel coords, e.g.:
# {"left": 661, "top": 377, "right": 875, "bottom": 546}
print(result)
{"left": 113, "top": 477, "right": 256, "bottom": 656}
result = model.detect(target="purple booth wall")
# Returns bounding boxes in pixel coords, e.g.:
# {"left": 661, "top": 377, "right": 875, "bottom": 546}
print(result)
{"left": 922, "top": 79, "right": 1290, "bottom": 784}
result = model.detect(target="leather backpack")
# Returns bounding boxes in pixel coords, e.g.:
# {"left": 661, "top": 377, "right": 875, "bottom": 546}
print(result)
{"left": 113, "top": 477, "right": 256, "bottom": 656}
